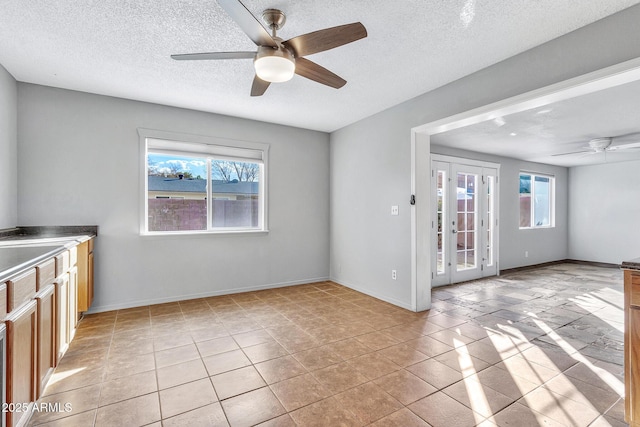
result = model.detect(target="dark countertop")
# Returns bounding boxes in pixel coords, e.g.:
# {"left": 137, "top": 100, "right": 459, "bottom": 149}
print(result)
{"left": 622, "top": 257, "right": 640, "bottom": 271}
{"left": 0, "top": 225, "right": 98, "bottom": 240}
{"left": 0, "top": 226, "right": 97, "bottom": 283}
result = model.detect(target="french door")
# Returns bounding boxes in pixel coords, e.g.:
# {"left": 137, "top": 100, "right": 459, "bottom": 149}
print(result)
{"left": 432, "top": 158, "right": 499, "bottom": 286}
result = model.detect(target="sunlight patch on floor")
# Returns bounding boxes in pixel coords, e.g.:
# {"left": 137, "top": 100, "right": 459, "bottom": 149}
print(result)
{"left": 531, "top": 317, "right": 624, "bottom": 397}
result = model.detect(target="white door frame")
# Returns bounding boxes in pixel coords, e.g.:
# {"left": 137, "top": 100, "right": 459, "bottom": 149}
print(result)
{"left": 430, "top": 155, "right": 500, "bottom": 287}
{"left": 409, "top": 56, "right": 640, "bottom": 312}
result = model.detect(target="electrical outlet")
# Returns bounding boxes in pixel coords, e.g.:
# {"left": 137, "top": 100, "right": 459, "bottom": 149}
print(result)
{"left": 525, "top": 251, "right": 529, "bottom": 258}
{"left": 391, "top": 205, "right": 399, "bottom": 216}
{"left": 391, "top": 270, "right": 397, "bottom": 280}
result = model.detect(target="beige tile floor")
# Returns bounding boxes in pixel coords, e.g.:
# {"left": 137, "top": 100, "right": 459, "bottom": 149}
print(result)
{"left": 29, "top": 263, "right": 627, "bottom": 426}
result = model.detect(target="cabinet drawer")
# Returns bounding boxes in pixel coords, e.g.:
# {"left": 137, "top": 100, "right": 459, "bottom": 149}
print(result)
{"left": 55, "top": 250, "right": 69, "bottom": 277}
{"left": 36, "top": 258, "right": 56, "bottom": 291}
{"left": 7, "top": 268, "right": 37, "bottom": 313}
{"left": 88, "top": 238, "right": 94, "bottom": 253}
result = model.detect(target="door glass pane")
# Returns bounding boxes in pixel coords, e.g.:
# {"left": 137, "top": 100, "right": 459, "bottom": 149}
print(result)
{"left": 436, "top": 170, "right": 446, "bottom": 275}
{"left": 466, "top": 231, "right": 475, "bottom": 251}
{"left": 456, "top": 250, "right": 466, "bottom": 269}
{"left": 466, "top": 213, "right": 474, "bottom": 232}
{"left": 456, "top": 172, "right": 477, "bottom": 271}
{"left": 486, "top": 175, "right": 495, "bottom": 267}
{"left": 467, "top": 249, "right": 475, "bottom": 268}
{"left": 457, "top": 213, "right": 466, "bottom": 231}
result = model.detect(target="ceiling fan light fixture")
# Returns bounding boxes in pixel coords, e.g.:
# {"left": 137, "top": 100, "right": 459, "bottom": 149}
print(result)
{"left": 254, "top": 46, "right": 295, "bottom": 83}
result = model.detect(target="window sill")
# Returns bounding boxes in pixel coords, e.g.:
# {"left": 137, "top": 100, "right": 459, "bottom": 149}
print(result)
{"left": 140, "top": 229, "right": 269, "bottom": 237}
{"left": 519, "top": 226, "right": 555, "bottom": 230}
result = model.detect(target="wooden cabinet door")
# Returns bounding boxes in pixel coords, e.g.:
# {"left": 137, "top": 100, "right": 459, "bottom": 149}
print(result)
{"left": 6, "top": 300, "right": 37, "bottom": 427}
{"left": 76, "top": 239, "right": 95, "bottom": 313}
{"left": 55, "top": 275, "right": 69, "bottom": 362}
{"left": 87, "top": 250, "right": 94, "bottom": 311}
{"left": 36, "top": 285, "right": 56, "bottom": 399}
{"left": 68, "top": 268, "right": 78, "bottom": 341}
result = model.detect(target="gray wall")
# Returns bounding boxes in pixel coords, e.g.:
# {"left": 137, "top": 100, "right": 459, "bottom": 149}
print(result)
{"left": 0, "top": 65, "right": 17, "bottom": 228}
{"left": 569, "top": 160, "right": 640, "bottom": 264}
{"left": 330, "top": 4, "right": 640, "bottom": 308}
{"left": 330, "top": 107, "right": 414, "bottom": 307}
{"left": 17, "top": 84, "right": 330, "bottom": 312}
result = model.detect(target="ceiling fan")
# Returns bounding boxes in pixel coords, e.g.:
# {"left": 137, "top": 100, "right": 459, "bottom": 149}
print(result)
{"left": 171, "top": 0, "right": 367, "bottom": 96}
{"left": 552, "top": 134, "right": 640, "bottom": 157}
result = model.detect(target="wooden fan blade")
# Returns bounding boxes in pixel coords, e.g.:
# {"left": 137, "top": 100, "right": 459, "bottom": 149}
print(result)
{"left": 217, "top": 0, "right": 276, "bottom": 47}
{"left": 251, "top": 75, "right": 270, "bottom": 96}
{"left": 171, "top": 51, "right": 255, "bottom": 61}
{"left": 294, "top": 57, "right": 346, "bottom": 89}
{"left": 284, "top": 22, "right": 367, "bottom": 57}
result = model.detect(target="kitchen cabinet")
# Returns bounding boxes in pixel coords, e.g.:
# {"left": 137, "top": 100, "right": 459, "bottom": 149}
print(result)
{"left": 625, "top": 265, "right": 640, "bottom": 426}
{"left": 5, "top": 300, "right": 37, "bottom": 427}
{"left": 0, "top": 227, "right": 97, "bottom": 427}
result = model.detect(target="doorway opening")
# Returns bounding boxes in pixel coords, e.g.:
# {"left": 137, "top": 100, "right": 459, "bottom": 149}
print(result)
{"left": 410, "top": 56, "right": 640, "bottom": 312}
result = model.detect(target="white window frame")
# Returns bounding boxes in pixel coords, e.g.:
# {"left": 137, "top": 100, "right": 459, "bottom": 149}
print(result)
{"left": 138, "top": 128, "right": 269, "bottom": 236}
{"left": 519, "top": 171, "right": 555, "bottom": 229}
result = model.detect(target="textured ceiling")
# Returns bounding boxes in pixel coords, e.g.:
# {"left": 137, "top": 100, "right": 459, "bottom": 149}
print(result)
{"left": 1, "top": 1, "right": 640, "bottom": 132}
{"left": 432, "top": 78, "right": 640, "bottom": 167}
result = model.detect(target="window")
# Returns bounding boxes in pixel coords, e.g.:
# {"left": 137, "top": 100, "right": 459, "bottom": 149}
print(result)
{"left": 519, "top": 172, "right": 554, "bottom": 228}
{"left": 140, "top": 130, "right": 268, "bottom": 235}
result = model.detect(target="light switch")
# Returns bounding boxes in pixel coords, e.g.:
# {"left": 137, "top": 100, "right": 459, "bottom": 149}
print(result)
{"left": 391, "top": 205, "right": 399, "bottom": 216}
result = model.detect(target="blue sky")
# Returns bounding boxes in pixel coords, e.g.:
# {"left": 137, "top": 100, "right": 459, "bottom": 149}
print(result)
{"left": 148, "top": 154, "right": 207, "bottom": 178}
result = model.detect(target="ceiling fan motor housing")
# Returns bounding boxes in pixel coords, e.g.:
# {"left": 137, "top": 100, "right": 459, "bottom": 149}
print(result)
{"left": 589, "top": 137, "right": 612, "bottom": 152}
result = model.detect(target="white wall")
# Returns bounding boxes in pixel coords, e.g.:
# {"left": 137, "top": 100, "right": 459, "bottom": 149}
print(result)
{"left": 569, "top": 160, "right": 640, "bottom": 264}
{"left": 330, "top": 4, "right": 640, "bottom": 309}
{"left": 0, "top": 64, "right": 17, "bottom": 228}
{"left": 17, "top": 84, "right": 330, "bottom": 312}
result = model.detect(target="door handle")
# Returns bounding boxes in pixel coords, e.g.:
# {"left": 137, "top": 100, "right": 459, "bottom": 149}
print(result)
{"left": 452, "top": 229, "right": 457, "bottom": 234}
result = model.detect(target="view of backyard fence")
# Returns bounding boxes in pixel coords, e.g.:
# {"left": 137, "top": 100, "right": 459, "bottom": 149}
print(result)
{"left": 148, "top": 199, "right": 259, "bottom": 231}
